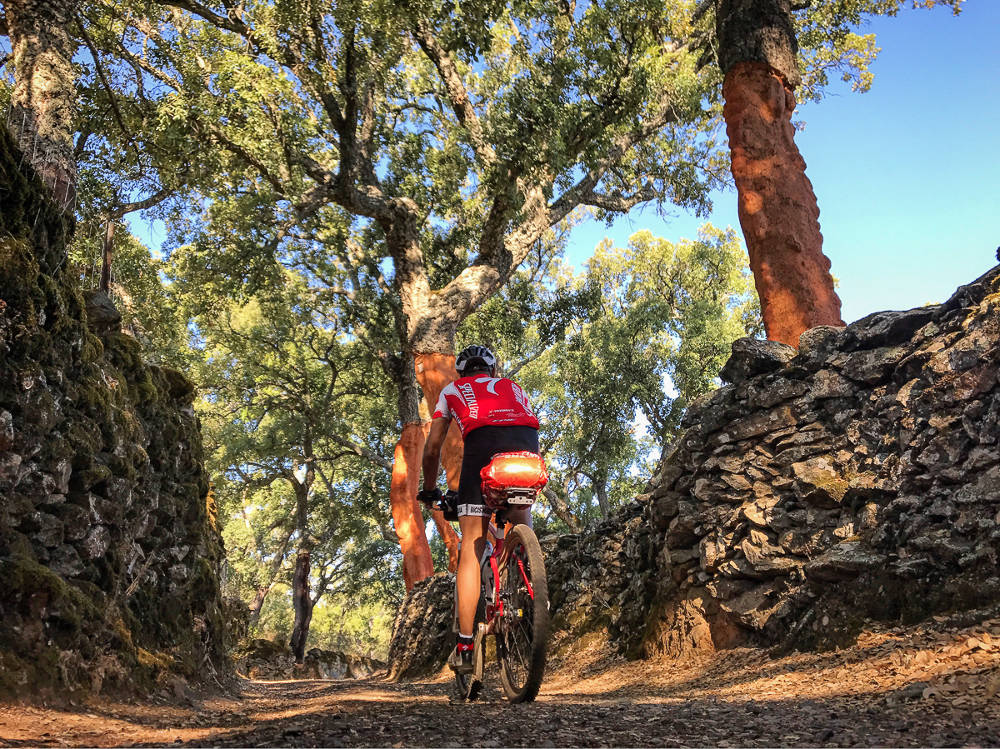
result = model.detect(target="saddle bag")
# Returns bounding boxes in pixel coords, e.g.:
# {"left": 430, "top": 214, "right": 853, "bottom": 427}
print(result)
{"left": 480, "top": 451, "right": 548, "bottom": 508}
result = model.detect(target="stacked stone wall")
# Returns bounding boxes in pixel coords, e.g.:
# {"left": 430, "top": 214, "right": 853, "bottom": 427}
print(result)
{"left": 0, "top": 129, "right": 227, "bottom": 696}
{"left": 387, "top": 263, "right": 1000, "bottom": 675}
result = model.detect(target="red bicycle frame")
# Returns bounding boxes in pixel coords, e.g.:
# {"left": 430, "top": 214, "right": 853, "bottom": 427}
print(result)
{"left": 482, "top": 518, "right": 534, "bottom": 634}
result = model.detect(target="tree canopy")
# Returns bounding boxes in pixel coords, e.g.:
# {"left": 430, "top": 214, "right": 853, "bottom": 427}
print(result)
{"left": 0, "top": 0, "right": 964, "bottom": 655}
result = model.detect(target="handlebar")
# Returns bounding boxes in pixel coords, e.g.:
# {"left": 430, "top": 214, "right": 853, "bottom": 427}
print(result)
{"left": 436, "top": 489, "right": 458, "bottom": 514}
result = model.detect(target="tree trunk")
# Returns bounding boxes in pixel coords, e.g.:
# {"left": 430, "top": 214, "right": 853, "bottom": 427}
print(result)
{"left": 99, "top": 219, "right": 114, "bottom": 293}
{"left": 288, "top": 547, "right": 313, "bottom": 664}
{"left": 4, "top": 0, "right": 78, "bottom": 212}
{"left": 414, "top": 352, "right": 462, "bottom": 572}
{"left": 594, "top": 476, "right": 610, "bottom": 519}
{"left": 543, "top": 487, "right": 582, "bottom": 533}
{"left": 288, "top": 466, "right": 314, "bottom": 663}
{"left": 391, "top": 421, "right": 435, "bottom": 589}
{"left": 717, "top": 0, "right": 844, "bottom": 346}
{"left": 248, "top": 585, "right": 271, "bottom": 627}
{"left": 248, "top": 530, "right": 292, "bottom": 628}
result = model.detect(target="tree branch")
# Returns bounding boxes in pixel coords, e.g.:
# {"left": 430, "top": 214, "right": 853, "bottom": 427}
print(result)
{"left": 413, "top": 20, "right": 496, "bottom": 168}
{"left": 78, "top": 16, "right": 133, "bottom": 149}
{"left": 109, "top": 185, "right": 173, "bottom": 219}
{"left": 326, "top": 436, "right": 392, "bottom": 471}
{"left": 549, "top": 100, "right": 682, "bottom": 223}
{"left": 543, "top": 487, "right": 582, "bottom": 533}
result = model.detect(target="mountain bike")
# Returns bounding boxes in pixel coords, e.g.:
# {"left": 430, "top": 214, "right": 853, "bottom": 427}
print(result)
{"left": 438, "top": 451, "right": 550, "bottom": 703}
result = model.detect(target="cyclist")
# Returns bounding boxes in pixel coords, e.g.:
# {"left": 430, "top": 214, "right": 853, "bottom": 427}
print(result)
{"left": 418, "top": 345, "right": 540, "bottom": 674}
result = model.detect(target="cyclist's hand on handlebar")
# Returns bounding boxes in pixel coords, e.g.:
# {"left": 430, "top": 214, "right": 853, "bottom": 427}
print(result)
{"left": 417, "top": 487, "right": 442, "bottom": 507}
{"left": 441, "top": 490, "right": 459, "bottom": 522}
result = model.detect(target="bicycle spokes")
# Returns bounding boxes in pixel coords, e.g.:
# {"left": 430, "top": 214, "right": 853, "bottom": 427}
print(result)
{"left": 498, "top": 542, "right": 535, "bottom": 688}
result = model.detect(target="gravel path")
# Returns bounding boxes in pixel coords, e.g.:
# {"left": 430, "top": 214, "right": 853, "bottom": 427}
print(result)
{"left": 1, "top": 613, "right": 998, "bottom": 747}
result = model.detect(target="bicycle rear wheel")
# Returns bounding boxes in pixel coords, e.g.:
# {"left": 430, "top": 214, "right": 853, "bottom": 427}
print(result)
{"left": 496, "top": 523, "right": 549, "bottom": 703}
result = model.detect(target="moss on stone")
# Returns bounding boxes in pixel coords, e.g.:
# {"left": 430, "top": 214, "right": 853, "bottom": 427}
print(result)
{"left": 136, "top": 647, "right": 176, "bottom": 672}
{"left": 1, "top": 127, "right": 228, "bottom": 699}
{"left": 3, "top": 554, "right": 101, "bottom": 631}
{"left": 80, "top": 333, "right": 104, "bottom": 364}
{"left": 0, "top": 128, "right": 71, "bottom": 267}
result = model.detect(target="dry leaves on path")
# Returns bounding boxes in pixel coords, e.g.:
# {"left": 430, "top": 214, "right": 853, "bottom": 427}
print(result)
{"left": 1, "top": 611, "right": 998, "bottom": 748}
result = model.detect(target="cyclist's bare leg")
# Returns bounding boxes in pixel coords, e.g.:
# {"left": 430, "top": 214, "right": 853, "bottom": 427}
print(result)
{"left": 457, "top": 514, "right": 490, "bottom": 636}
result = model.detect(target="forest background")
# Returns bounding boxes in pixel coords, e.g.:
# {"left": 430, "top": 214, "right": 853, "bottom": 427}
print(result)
{"left": 1, "top": 0, "right": 994, "bottom": 662}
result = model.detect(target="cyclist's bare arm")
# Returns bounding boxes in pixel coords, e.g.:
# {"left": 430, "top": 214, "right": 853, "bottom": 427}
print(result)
{"left": 422, "top": 417, "right": 450, "bottom": 491}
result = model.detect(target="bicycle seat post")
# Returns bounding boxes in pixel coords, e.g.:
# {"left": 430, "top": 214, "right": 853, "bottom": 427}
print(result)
{"left": 494, "top": 508, "right": 509, "bottom": 538}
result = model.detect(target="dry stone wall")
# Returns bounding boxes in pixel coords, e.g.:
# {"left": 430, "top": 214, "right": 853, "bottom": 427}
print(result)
{"left": 236, "top": 639, "right": 385, "bottom": 681}
{"left": 386, "top": 573, "right": 455, "bottom": 679}
{"left": 0, "top": 129, "right": 227, "bottom": 696}
{"left": 387, "top": 263, "right": 1000, "bottom": 675}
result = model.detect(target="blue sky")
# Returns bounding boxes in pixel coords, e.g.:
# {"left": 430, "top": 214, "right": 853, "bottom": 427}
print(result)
{"left": 566, "top": 0, "right": 1000, "bottom": 324}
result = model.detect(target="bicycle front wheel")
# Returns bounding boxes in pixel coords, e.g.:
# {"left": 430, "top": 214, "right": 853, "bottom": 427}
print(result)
{"left": 497, "top": 523, "right": 549, "bottom": 703}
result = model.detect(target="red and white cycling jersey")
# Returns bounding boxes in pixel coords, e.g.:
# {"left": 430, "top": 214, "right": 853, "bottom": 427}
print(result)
{"left": 432, "top": 376, "right": 539, "bottom": 438}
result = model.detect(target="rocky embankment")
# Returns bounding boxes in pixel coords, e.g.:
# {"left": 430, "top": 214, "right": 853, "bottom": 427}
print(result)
{"left": 236, "top": 639, "right": 385, "bottom": 681}
{"left": 388, "top": 263, "right": 1000, "bottom": 677}
{"left": 0, "top": 129, "right": 227, "bottom": 695}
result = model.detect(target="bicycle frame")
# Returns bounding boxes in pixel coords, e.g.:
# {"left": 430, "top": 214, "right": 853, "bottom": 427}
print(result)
{"left": 480, "top": 509, "right": 535, "bottom": 636}
{"left": 453, "top": 490, "right": 548, "bottom": 702}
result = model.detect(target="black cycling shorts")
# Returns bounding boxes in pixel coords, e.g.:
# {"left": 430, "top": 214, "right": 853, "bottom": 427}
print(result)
{"left": 457, "top": 425, "right": 539, "bottom": 517}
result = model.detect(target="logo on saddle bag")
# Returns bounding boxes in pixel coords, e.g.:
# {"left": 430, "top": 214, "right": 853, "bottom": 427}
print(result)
{"left": 480, "top": 451, "right": 548, "bottom": 508}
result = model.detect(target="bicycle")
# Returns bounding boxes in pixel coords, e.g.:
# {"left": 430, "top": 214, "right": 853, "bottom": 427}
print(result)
{"left": 435, "top": 451, "right": 550, "bottom": 703}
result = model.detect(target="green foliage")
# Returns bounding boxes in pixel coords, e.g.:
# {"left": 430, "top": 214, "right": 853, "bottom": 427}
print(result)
{"left": 74, "top": 0, "right": 733, "bottom": 319}
{"left": 254, "top": 583, "right": 294, "bottom": 645}
{"left": 462, "top": 223, "right": 760, "bottom": 528}
{"left": 309, "top": 595, "right": 396, "bottom": 660}
{"left": 187, "top": 268, "right": 405, "bottom": 640}
{"left": 67, "top": 225, "right": 190, "bottom": 364}
{"left": 794, "top": 0, "right": 964, "bottom": 99}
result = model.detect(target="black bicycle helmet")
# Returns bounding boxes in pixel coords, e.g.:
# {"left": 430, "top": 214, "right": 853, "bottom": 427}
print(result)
{"left": 455, "top": 344, "right": 497, "bottom": 374}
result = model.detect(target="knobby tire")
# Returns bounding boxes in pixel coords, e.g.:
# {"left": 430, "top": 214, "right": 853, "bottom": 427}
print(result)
{"left": 497, "top": 523, "right": 549, "bottom": 703}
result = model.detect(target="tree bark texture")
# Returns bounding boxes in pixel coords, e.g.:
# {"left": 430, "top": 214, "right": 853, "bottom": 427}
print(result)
{"left": 247, "top": 530, "right": 292, "bottom": 628}
{"left": 248, "top": 585, "right": 270, "bottom": 627}
{"left": 722, "top": 61, "right": 844, "bottom": 345}
{"left": 414, "top": 353, "right": 463, "bottom": 572}
{"left": 543, "top": 488, "right": 583, "bottom": 533}
{"left": 716, "top": 0, "right": 801, "bottom": 87}
{"left": 4, "top": 0, "right": 78, "bottom": 212}
{"left": 716, "top": 0, "right": 843, "bottom": 346}
{"left": 288, "top": 548, "right": 313, "bottom": 664}
{"left": 390, "top": 422, "right": 435, "bottom": 590}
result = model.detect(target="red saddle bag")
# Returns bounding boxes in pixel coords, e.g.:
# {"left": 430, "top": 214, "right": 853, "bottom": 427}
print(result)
{"left": 480, "top": 451, "right": 548, "bottom": 507}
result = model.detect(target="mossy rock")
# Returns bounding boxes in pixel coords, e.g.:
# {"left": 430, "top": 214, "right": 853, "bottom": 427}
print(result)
{"left": 0, "top": 128, "right": 71, "bottom": 270}
{"left": 137, "top": 647, "right": 176, "bottom": 673}
{"left": 1, "top": 128, "right": 229, "bottom": 698}
{"left": 2, "top": 554, "right": 102, "bottom": 632}
{"left": 156, "top": 367, "right": 196, "bottom": 402}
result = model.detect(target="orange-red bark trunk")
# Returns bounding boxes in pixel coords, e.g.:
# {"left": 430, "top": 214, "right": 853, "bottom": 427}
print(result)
{"left": 390, "top": 422, "right": 434, "bottom": 590}
{"left": 723, "top": 61, "right": 845, "bottom": 346}
{"left": 415, "top": 353, "right": 463, "bottom": 571}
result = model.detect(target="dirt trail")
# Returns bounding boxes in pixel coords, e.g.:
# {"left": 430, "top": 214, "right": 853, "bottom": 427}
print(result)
{"left": 2, "top": 612, "right": 999, "bottom": 747}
